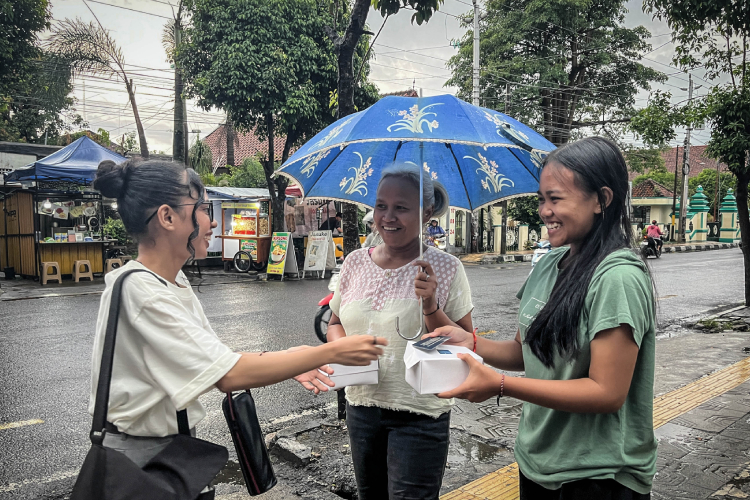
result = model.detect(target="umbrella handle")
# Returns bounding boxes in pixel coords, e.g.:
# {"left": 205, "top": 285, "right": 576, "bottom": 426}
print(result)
{"left": 397, "top": 141, "right": 425, "bottom": 342}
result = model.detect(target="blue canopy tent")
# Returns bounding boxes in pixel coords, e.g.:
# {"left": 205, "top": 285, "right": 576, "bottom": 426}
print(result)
{"left": 2, "top": 136, "right": 127, "bottom": 281}
{"left": 5, "top": 136, "right": 126, "bottom": 184}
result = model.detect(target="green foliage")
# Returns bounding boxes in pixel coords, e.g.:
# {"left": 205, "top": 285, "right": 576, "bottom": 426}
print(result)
{"left": 623, "top": 146, "right": 667, "bottom": 175}
{"left": 702, "top": 85, "right": 750, "bottom": 179}
{"left": 199, "top": 172, "right": 230, "bottom": 187}
{"left": 0, "top": 0, "right": 50, "bottom": 98}
{"left": 102, "top": 218, "right": 132, "bottom": 245}
{"left": 508, "top": 196, "right": 542, "bottom": 228}
{"left": 228, "top": 157, "right": 267, "bottom": 188}
{"left": 446, "top": 0, "right": 665, "bottom": 145}
{"left": 633, "top": 171, "right": 678, "bottom": 195}
{"left": 371, "top": 0, "right": 444, "bottom": 25}
{"left": 188, "top": 139, "right": 213, "bottom": 175}
{"left": 687, "top": 168, "right": 737, "bottom": 215}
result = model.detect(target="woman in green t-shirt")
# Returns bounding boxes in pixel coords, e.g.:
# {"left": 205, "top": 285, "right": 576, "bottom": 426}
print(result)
{"left": 426, "top": 137, "right": 657, "bottom": 499}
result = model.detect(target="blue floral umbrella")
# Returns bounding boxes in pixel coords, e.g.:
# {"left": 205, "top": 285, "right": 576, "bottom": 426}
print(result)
{"left": 276, "top": 94, "right": 555, "bottom": 211}
{"left": 278, "top": 94, "right": 555, "bottom": 339}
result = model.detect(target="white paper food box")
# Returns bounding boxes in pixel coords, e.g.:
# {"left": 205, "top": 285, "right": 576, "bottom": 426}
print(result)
{"left": 404, "top": 343, "right": 483, "bottom": 395}
{"left": 324, "top": 360, "right": 379, "bottom": 390}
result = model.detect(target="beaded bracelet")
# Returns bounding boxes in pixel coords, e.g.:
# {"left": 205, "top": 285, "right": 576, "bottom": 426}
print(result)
{"left": 471, "top": 328, "right": 478, "bottom": 353}
{"left": 496, "top": 374, "right": 505, "bottom": 406}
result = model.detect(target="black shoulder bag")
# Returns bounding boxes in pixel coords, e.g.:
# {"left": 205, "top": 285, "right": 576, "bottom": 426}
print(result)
{"left": 222, "top": 390, "right": 277, "bottom": 495}
{"left": 71, "top": 269, "right": 228, "bottom": 500}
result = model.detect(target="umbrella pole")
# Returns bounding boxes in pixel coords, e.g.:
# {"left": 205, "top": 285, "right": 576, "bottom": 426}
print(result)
{"left": 396, "top": 142, "right": 425, "bottom": 341}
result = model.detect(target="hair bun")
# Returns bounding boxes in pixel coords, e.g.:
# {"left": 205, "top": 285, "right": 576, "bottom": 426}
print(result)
{"left": 93, "top": 160, "right": 129, "bottom": 199}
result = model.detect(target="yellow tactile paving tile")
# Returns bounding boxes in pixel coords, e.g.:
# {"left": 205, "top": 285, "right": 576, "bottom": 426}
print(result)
{"left": 441, "top": 356, "right": 750, "bottom": 500}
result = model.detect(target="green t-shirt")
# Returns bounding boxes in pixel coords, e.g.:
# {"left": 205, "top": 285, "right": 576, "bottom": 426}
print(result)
{"left": 515, "top": 247, "right": 657, "bottom": 494}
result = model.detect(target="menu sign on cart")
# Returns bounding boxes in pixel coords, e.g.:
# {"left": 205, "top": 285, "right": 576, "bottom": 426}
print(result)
{"left": 303, "top": 230, "right": 336, "bottom": 279}
{"left": 267, "top": 232, "right": 299, "bottom": 280}
{"left": 240, "top": 239, "right": 258, "bottom": 261}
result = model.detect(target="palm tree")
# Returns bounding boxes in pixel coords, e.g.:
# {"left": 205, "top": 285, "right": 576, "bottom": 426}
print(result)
{"left": 46, "top": 18, "right": 149, "bottom": 158}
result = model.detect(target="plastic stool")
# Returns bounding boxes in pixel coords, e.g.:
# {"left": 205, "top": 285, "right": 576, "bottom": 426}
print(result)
{"left": 121, "top": 255, "right": 133, "bottom": 264}
{"left": 41, "top": 262, "right": 62, "bottom": 285}
{"left": 73, "top": 260, "right": 94, "bottom": 282}
{"left": 105, "top": 258, "right": 123, "bottom": 274}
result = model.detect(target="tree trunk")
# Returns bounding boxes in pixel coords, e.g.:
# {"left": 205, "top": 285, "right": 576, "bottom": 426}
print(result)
{"left": 337, "top": 0, "right": 370, "bottom": 256}
{"left": 226, "top": 117, "right": 235, "bottom": 167}
{"left": 126, "top": 79, "right": 149, "bottom": 159}
{"left": 172, "top": 16, "right": 186, "bottom": 165}
{"left": 261, "top": 114, "right": 286, "bottom": 233}
{"left": 735, "top": 166, "right": 750, "bottom": 305}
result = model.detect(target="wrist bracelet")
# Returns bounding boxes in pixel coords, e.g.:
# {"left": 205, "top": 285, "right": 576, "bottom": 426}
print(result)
{"left": 423, "top": 306, "right": 440, "bottom": 316}
{"left": 472, "top": 328, "right": 478, "bottom": 353}
{"left": 259, "top": 350, "right": 268, "bottom": 356}
{"left": 496, "top": 374, "right": 505, "bottom": 406}
{"left": 422, "top": 299, "right": 440, "bottom": 316}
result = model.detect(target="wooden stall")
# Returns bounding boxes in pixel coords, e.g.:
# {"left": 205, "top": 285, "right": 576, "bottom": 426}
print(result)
{"left": 1, "top": 191, "right": 36, "bottom": 276}
{"left": 216, "top": 197, "right": 273, "bottom": 271}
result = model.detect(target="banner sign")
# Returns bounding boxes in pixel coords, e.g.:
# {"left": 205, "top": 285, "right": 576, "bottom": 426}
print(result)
{"left": 303, "top": 231, "right": 336, "bottom": 278}
{"left": 240, "top": 239, "right": 258, "bottom": 261}
{"left": 267, "top": 232, "right": 299, "bottom": 280}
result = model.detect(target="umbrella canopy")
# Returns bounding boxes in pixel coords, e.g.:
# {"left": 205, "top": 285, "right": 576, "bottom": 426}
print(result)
{"left": 4, "top": 136, "right": 127, "bottom": 184}
{"left": 276, "top": 94, "right": 555, "bottom": 211}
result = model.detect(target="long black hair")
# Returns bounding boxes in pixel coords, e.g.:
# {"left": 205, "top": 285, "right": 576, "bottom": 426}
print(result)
{"left": 93, "top": 159, "right": 205, "bottom": 258}
{"left": 524, "top": 137, "right": 644, "bottom": 368}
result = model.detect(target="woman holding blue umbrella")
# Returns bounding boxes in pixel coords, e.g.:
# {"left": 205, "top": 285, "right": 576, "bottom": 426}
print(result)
{"left": 326, "top": 162, "right": 475, "bottom": 500}
{"left": 425, "top": 137, "right": 657, "bottom": 499}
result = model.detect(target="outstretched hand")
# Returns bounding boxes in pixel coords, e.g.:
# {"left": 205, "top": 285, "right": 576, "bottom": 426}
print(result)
{"left": 294, "top": 365, "right": 335, "bottom": 395}
{"left": 437, "top": 353, "right": 504, "bottom": 402}
{"left": 421, "top": 325, "right": 474, "bottom": 351}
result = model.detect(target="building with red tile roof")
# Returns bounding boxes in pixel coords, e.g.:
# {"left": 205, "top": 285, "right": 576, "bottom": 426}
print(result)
{"left": 628, "top": 145, "right": 729, "bottom": 182}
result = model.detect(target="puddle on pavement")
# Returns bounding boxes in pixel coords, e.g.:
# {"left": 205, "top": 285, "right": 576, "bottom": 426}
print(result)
{"left": 447, "top": 433, "right": 503, "bottom": 465}
{"left": 213, "top": 460, "right": 245, "bottom": 486}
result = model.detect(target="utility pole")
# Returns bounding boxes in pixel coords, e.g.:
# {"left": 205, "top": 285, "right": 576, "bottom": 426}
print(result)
{"left": 671, "top": 146, "right": 679, "bottom": 241}
{"left": 172, "top": 3, "right": 188, "bottom": 165}
{"left": 679, "top": 74, "right": 699, "bottom": 243}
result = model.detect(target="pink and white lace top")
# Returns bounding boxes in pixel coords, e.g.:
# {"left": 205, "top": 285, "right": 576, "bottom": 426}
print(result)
{"left": 330, "top": 246, "right": 474, "bottom": 417}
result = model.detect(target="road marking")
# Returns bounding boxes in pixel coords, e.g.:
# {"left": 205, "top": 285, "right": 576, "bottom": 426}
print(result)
{"left": 656, "top": 295, "right": 678, "bottom": 301}
{"left": 440, "top": 356, "right": 750, "bottom": 500}
{"left": 0, "top": 419, "right": 44, "bottom": 431}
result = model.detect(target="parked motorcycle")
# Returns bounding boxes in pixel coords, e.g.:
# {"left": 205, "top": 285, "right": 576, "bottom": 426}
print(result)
{"left": 640, "top": 237, "right": 662, "bottom": 259}
{"left": 530, "top": 240, "right": 551, "bottom": 271}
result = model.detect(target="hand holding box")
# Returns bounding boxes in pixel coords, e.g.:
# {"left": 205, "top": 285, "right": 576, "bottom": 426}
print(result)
{"left": 404, "top": 343, "right": 483, "bottom": 395}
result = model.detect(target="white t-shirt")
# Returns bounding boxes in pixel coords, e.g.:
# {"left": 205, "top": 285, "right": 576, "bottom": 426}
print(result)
{"left": 88, "top": 261, "right": 241, "bottom": 437}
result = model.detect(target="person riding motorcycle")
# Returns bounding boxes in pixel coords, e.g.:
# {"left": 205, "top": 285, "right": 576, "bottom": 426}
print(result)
{"left": 426, "top": 219, "right": 446, "bottom": 247}
{"left": 646, "top": 220, "right": 663, "bottom": 254}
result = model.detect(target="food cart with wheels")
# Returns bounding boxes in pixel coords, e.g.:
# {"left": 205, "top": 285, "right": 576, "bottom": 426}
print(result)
{"left": 205, "top": 187, "right": 272, "bottom": 272}
{"left": 2, "top": 137, "right": 126, "bottom": 280}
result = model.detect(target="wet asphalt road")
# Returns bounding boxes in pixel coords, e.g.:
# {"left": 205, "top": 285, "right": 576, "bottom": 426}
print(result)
{"left": 0, "top": 248, "right": 743, "bottom": 499}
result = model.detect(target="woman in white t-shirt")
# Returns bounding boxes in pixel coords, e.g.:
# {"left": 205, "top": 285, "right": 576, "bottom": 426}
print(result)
{"left": 327, "top": 163, "right": 474, "bottom": 500}
{"left": 90, "top": 159, "right": 386, "bottom": 466}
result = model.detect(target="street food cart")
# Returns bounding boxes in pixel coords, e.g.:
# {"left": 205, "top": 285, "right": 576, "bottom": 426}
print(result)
{"left": 206, "top": 187, "right": 272, "bottom": 271}
{"left": 2, "top": 137, "right": 126, "bottom": 279}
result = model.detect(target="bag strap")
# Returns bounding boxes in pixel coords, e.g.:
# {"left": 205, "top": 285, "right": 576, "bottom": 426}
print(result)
{"left": 90, "top": 268, "right": 169, "bottom": 445}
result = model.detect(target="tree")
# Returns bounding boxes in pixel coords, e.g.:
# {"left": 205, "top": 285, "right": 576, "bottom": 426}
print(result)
{"left": 643, "top": 0, "right": 750, "bottom": 303}
{"left": 688, "top": 168, "right": 737, "bottom": 218}
{"left": 0, "top": 0, "right": 50, "bottom": 97}
{"left": 228, "top": 157, "right": 267, "bottom": 188}
{"left": 180, "top": 0, "right": 378, "bottom": 233}
{"left": 327, "top": 0, "right": 444, "bottom": 255}
{"left": 508, "top": 196, "right": 542, "bottom": 229}
{"left": 188, "top": 138, "right": 212, "bottom": 175}
{"left": 0, "top": 52, "right": 82, "bottom": 143}
{"left": 445, "top": 0, "right": 665, "bottom": 147}
{"left": 623, "top": 146, "right": 667, "bottom": 175}
{"left": 46, "top": 18, "right": 149, "bottom": 158}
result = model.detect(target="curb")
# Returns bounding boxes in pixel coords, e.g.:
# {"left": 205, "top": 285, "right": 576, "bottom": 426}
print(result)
{"left": 463, "top": 242, "right": 740, "bottom": 265}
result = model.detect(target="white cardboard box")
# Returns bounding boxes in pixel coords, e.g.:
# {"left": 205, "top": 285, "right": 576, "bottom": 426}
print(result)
{"left": 324, "top": 360, "right": 379, "bottom": 390}
{"left": 404, "top": 343, "right": 483, "bottom": 395}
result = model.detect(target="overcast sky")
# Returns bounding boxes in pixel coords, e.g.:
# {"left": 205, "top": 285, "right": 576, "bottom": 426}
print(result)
{"left": 46, "top": 0, "right": 717, "bottom": 154}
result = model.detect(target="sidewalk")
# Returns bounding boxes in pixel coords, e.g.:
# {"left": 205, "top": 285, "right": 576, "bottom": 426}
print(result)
{"left": 460, "top": 241, "right": 741, "bottom": 265}
{"left": 246, "top": 308, "right": 750, "bottom": 500}
{"left": 0, "top": 266, "right": 257, "bottom": 301}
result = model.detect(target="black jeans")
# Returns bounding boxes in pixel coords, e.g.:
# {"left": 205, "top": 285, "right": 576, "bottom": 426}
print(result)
{"left": 519, "top": 470, "right": 650, "bottom": 500}
{"left": 346, "top": 403, "right": 450, "bottom": 500}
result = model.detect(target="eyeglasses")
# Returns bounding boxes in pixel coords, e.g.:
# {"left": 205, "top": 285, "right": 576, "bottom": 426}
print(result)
{"left": 144, "top": 201, "right": 212, "bottom": 225}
